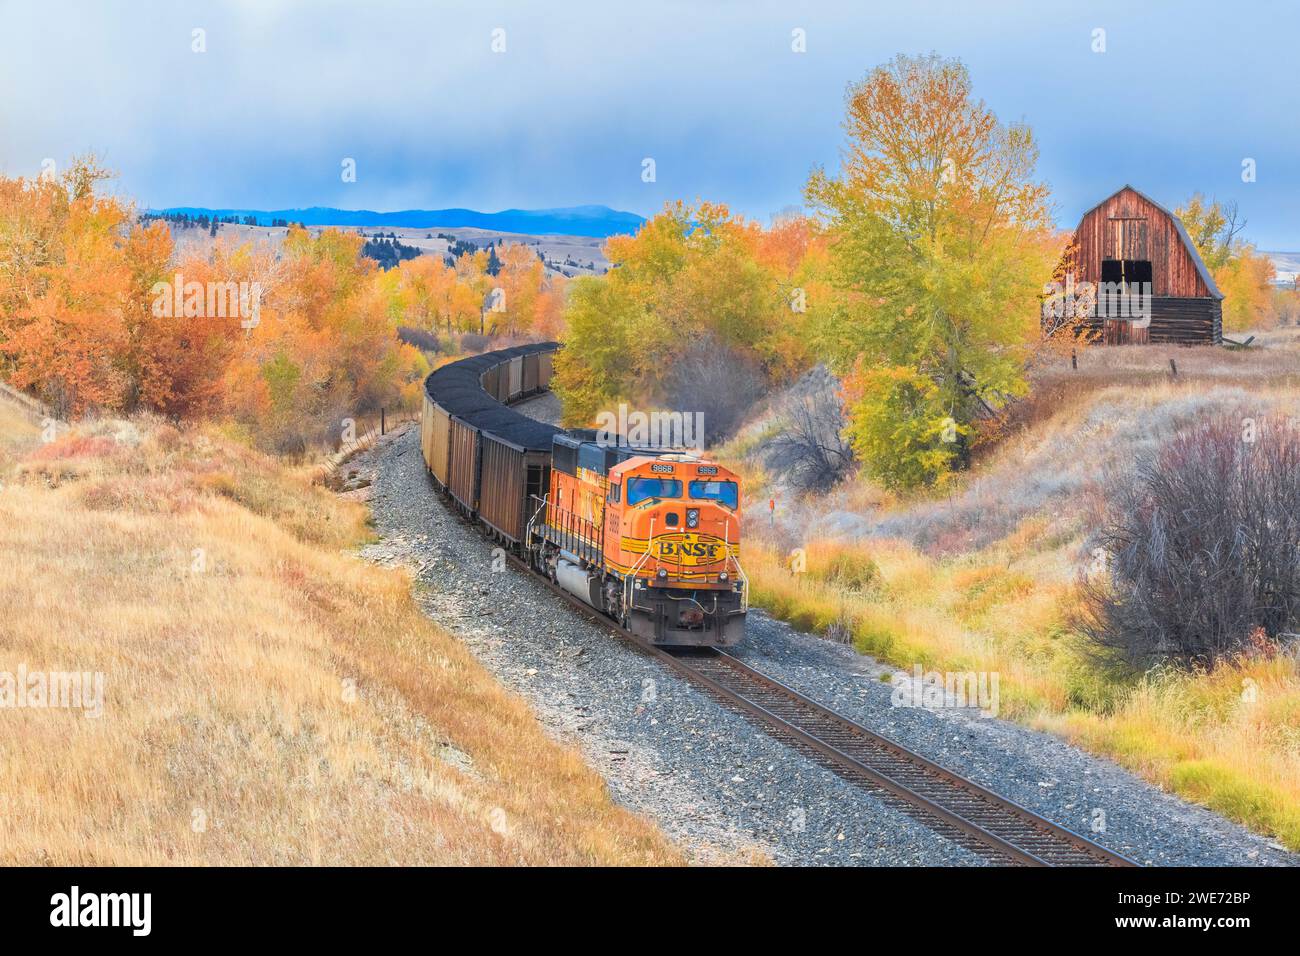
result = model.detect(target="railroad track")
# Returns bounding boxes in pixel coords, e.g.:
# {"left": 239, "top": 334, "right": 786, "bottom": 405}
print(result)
{"left": 506, "top": 552, "right": 1138, "bottom": 867}
{"left": 665, "top": 647, "right": 1134, "bottom": 866}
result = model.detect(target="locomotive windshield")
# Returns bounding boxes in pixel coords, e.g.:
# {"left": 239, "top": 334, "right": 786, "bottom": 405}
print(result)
{"left": 626, "top": 477, "right": 682, "bottom": 505}
{"left": 688, "top": 480, "right": 738, "bottom": 510}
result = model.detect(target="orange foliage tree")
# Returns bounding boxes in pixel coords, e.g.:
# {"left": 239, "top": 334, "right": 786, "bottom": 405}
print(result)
{"left": 221, "top": 226, "right": 427, "bottom": 453}
{"left": 0, "top": 159, "right": 430, "bottom": 452}
{"left": 553, "top": 200, "right": 828, "bottom": 431}
{"left": 0, "top": 157, "right": 236, "bottom": 417}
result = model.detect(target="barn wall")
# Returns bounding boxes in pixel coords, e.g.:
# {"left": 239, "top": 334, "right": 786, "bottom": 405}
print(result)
{"left": 1076, "top": 297, "right": 1223, "bottom": 345}
{"left": 1071, "top": 188, "right": 1214, "bottom": 299}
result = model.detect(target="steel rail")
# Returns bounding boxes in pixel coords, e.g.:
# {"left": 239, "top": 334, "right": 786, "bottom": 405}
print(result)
{"left": 502, "top": 550, "right": 1138, "bottom": 867}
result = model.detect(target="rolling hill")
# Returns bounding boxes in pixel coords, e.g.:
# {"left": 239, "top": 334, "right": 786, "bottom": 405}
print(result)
{"left": 149, "top": 204, "right": 647, "bottom": 239}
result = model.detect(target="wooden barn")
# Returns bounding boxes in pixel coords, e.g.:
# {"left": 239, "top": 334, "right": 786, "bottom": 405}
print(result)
{"left": 1060, "top": 185, "right": 1224, "bottom": 345}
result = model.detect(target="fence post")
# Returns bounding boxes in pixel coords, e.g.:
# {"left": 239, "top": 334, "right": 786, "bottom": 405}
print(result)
{"left": 1169, "top": 358, "right": 1178, "bottom": 378}
{"left": 381, "top": 407, "right": 386, "bottom": 435}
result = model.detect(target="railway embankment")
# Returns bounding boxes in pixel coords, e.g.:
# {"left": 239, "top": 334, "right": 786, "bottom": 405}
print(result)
{"left": 0, "top": 412, "right": 679, "bottom": 865}
{"left": 351, "top": 417, "right": 1296, "bottom": 866}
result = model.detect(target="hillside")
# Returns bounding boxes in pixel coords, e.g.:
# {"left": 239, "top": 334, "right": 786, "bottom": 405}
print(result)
{"left": 151, "top": 204, "right": 646, "bottom": 239}
{"left": 726, "top": 330, "right": 1300, "bottom": 850}
{"left": 0, "top": 410, "right": 681, "bottom": 865}
{"left": 161, "top": 221, "right": 612, "bottom": 279}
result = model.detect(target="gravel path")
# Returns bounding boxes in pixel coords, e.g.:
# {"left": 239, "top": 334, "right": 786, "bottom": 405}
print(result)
{"left": 346, "top": 407, "right": 1296, "bottom": 867}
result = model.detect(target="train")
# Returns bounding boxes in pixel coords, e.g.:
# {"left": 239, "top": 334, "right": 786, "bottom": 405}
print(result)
{"left": 419, "top": 342, "right": 748, "bottom": 646}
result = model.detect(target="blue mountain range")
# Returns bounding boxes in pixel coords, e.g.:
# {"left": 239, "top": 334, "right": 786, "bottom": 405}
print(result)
{"left": 147, "top": 204, "right": 646, "bottom": 239}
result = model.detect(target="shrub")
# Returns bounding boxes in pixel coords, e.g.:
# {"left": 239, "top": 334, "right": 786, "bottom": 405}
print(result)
{"left": 840, "top": 363, "right": 966, "bottom": 491}
{"left": 763, "top": 366, "right": 855, "bottom": 492}
{"left": 659, "top": 333, "right": 768, "bottom": 446}
{"left": 459, "top": 333, "right": 490, "bottom": 354}
{"left": 809, "top": 543, "right": 879, "bottom": 592}
{"left": 397, "top": 326, "right": 441, "bottom": 353}
{"left": 1080, "top": 414, "right": 1300, "bottom": 667}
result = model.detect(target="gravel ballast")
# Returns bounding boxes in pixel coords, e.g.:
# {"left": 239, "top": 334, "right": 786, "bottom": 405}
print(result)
{"left": 347, "top": 409, "right": 1295, "bottom": 867}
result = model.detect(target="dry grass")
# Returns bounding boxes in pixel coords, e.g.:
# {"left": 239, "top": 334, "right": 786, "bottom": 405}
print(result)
{"left": 734, "top": 334, "right": 1300, "bottom": 850}
{"left": 0, "top": 414, "right": 682, "bottom": 865}
{"left": 0, "top": 400, "right": 40, "bottom": 464}
{"left": 746, "top": 531, "right": 1300, "bottom": 850}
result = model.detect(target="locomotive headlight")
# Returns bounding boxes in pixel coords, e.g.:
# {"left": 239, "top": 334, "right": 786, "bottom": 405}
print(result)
{"left": 656, "top": 568, "right": 668, "bottom": 580}
{"left": 686, "top": 508, "right": 699, "bottom": 528}
{"left": 718, "top": 571, "right": 729, "bottom": 583}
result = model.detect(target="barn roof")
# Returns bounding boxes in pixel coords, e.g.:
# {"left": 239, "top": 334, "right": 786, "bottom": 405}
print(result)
{"left": 1079, "top": 185, "right": 1224, "bottom": 300}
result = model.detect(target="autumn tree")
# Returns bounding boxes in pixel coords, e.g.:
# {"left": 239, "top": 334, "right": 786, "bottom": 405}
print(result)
{"left": 123, "top": 227, "right": 236, "bottom": 417}
{"left": 0, "top": 156, "right": 236, "bottom": 417}
{"left": 806, "top": 54, "right": 1057, "bottom": 489}
{"left": 553, "top": 200, "right": 820, "bottom": 436}
{"left": 1176, "top": 194, "right": 1244, "bottom": 272}
{"left": 1176, "top": 194, "right": 1277, "bottom": 332}
{"left": 222, "top": 227, "right": 427, "bottom": 452}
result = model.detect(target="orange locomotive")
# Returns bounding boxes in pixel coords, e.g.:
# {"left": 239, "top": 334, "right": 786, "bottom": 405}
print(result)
{"left": 526, "top": 430, "right": 748, "bottom": 646}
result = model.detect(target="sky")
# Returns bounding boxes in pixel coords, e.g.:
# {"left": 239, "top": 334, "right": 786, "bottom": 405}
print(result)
{"left": 2, "top": 0, "right": 1298, "bottom": 247}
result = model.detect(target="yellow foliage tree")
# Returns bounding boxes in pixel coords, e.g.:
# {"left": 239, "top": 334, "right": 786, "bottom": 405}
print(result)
{"left": 807, "top": 54, "right": 1057, "bottom": 487}
{"left": 1176, "top": 194, "right": 1277, "bottom": 332}
{"left": 554, "top": 200, "right": 826, "bottom": 432}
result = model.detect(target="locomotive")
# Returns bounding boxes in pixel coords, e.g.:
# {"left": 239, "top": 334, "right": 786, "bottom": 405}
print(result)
{"left": 420, "top": 343, "right": 748, "bottom": 647}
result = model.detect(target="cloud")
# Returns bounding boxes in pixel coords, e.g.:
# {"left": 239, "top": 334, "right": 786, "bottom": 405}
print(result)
{"left": 1, "top": 0, "right": 1296, "bottom": 245}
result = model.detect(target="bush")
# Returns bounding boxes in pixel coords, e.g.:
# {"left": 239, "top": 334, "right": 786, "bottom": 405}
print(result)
{"left": 397, "top": 326, "right": 441, "bottom": 353}
{"left": 1080, "top": 414, "right": 1300, "bottom": 667}
{"left": 810, "top": 544, "right": 879, "bottom": 592}
{"left": 659, "top": 334, "right": 768, "bottom": 446}
{"left": 763, "top": 366, "right": 855, "bottom": 492}
{"left": 459, "top": 333, "right": 490, "bottom": 354}
{"left": 841, "top": 364, "right": 967, "bottom": 491}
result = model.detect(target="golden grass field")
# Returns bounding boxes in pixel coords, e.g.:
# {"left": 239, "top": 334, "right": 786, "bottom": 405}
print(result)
{"left": 0, "top": 405, "right": 681, "bottom": 865}
{"left": 733, "top": 330, "right": 1300, "bottom": 850}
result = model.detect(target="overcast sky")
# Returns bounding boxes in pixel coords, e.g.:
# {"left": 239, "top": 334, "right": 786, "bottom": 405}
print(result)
{"left": 2, "top": 0, "right": 1297, "bottom": 247}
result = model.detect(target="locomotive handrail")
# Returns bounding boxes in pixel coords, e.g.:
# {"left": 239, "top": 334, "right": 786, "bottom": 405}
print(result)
{"left": 534, "top": 494, "right": 601, "bottom": 566}
{"left": 723, "top": 521, "right": 749, "bottom": 613}
{"left": 731, "top": 555, "right": 750, "bottom": 614}
{"left": 525, "top": 493, "right": 549, "bottom": 550}
{"left": 623, "top": 516, "right": 656, "bottom": 612}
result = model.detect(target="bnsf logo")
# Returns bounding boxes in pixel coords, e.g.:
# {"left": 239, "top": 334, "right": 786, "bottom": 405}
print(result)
{"left": 654, "top": 533, "right": 725, "bottom": 566}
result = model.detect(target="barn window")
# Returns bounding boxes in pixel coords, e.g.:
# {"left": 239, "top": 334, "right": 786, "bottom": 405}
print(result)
{"left": 1100, "top": 258, "right": 1153, "bottom": 290}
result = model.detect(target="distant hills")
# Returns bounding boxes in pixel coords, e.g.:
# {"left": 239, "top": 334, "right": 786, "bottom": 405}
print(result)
{"left": 1264, "top": 251, "right": 1300, "bottom": 286}
{"left": 147, "top": 204, "right": 646, "bottom": 239}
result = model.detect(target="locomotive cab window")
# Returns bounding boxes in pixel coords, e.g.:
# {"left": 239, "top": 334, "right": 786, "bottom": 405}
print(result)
{"left": 626, "top": 477, "right": 682, "bottom": 506}
{"left": 688, "top": 479, "right": 738, "bottom": 510}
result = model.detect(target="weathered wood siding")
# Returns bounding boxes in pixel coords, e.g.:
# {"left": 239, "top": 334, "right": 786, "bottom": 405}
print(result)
{"left": 1083, "top": 298, "right": 1222, "bottom": 346}
{"left": 1072, "top": 187, "right": 1215, "bottom": 298}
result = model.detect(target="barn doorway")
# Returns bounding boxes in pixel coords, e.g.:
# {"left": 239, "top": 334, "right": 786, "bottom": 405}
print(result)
{"left": 1100, "top": 258, "right": 1153, "bottom": 292}
{"left": 1100, "top": 259, "right": 1153, "bottom": 344}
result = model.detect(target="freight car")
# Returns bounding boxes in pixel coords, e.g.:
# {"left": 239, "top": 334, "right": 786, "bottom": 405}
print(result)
{"left": 419, "top": 343, "right": 748, "bottom": 647}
